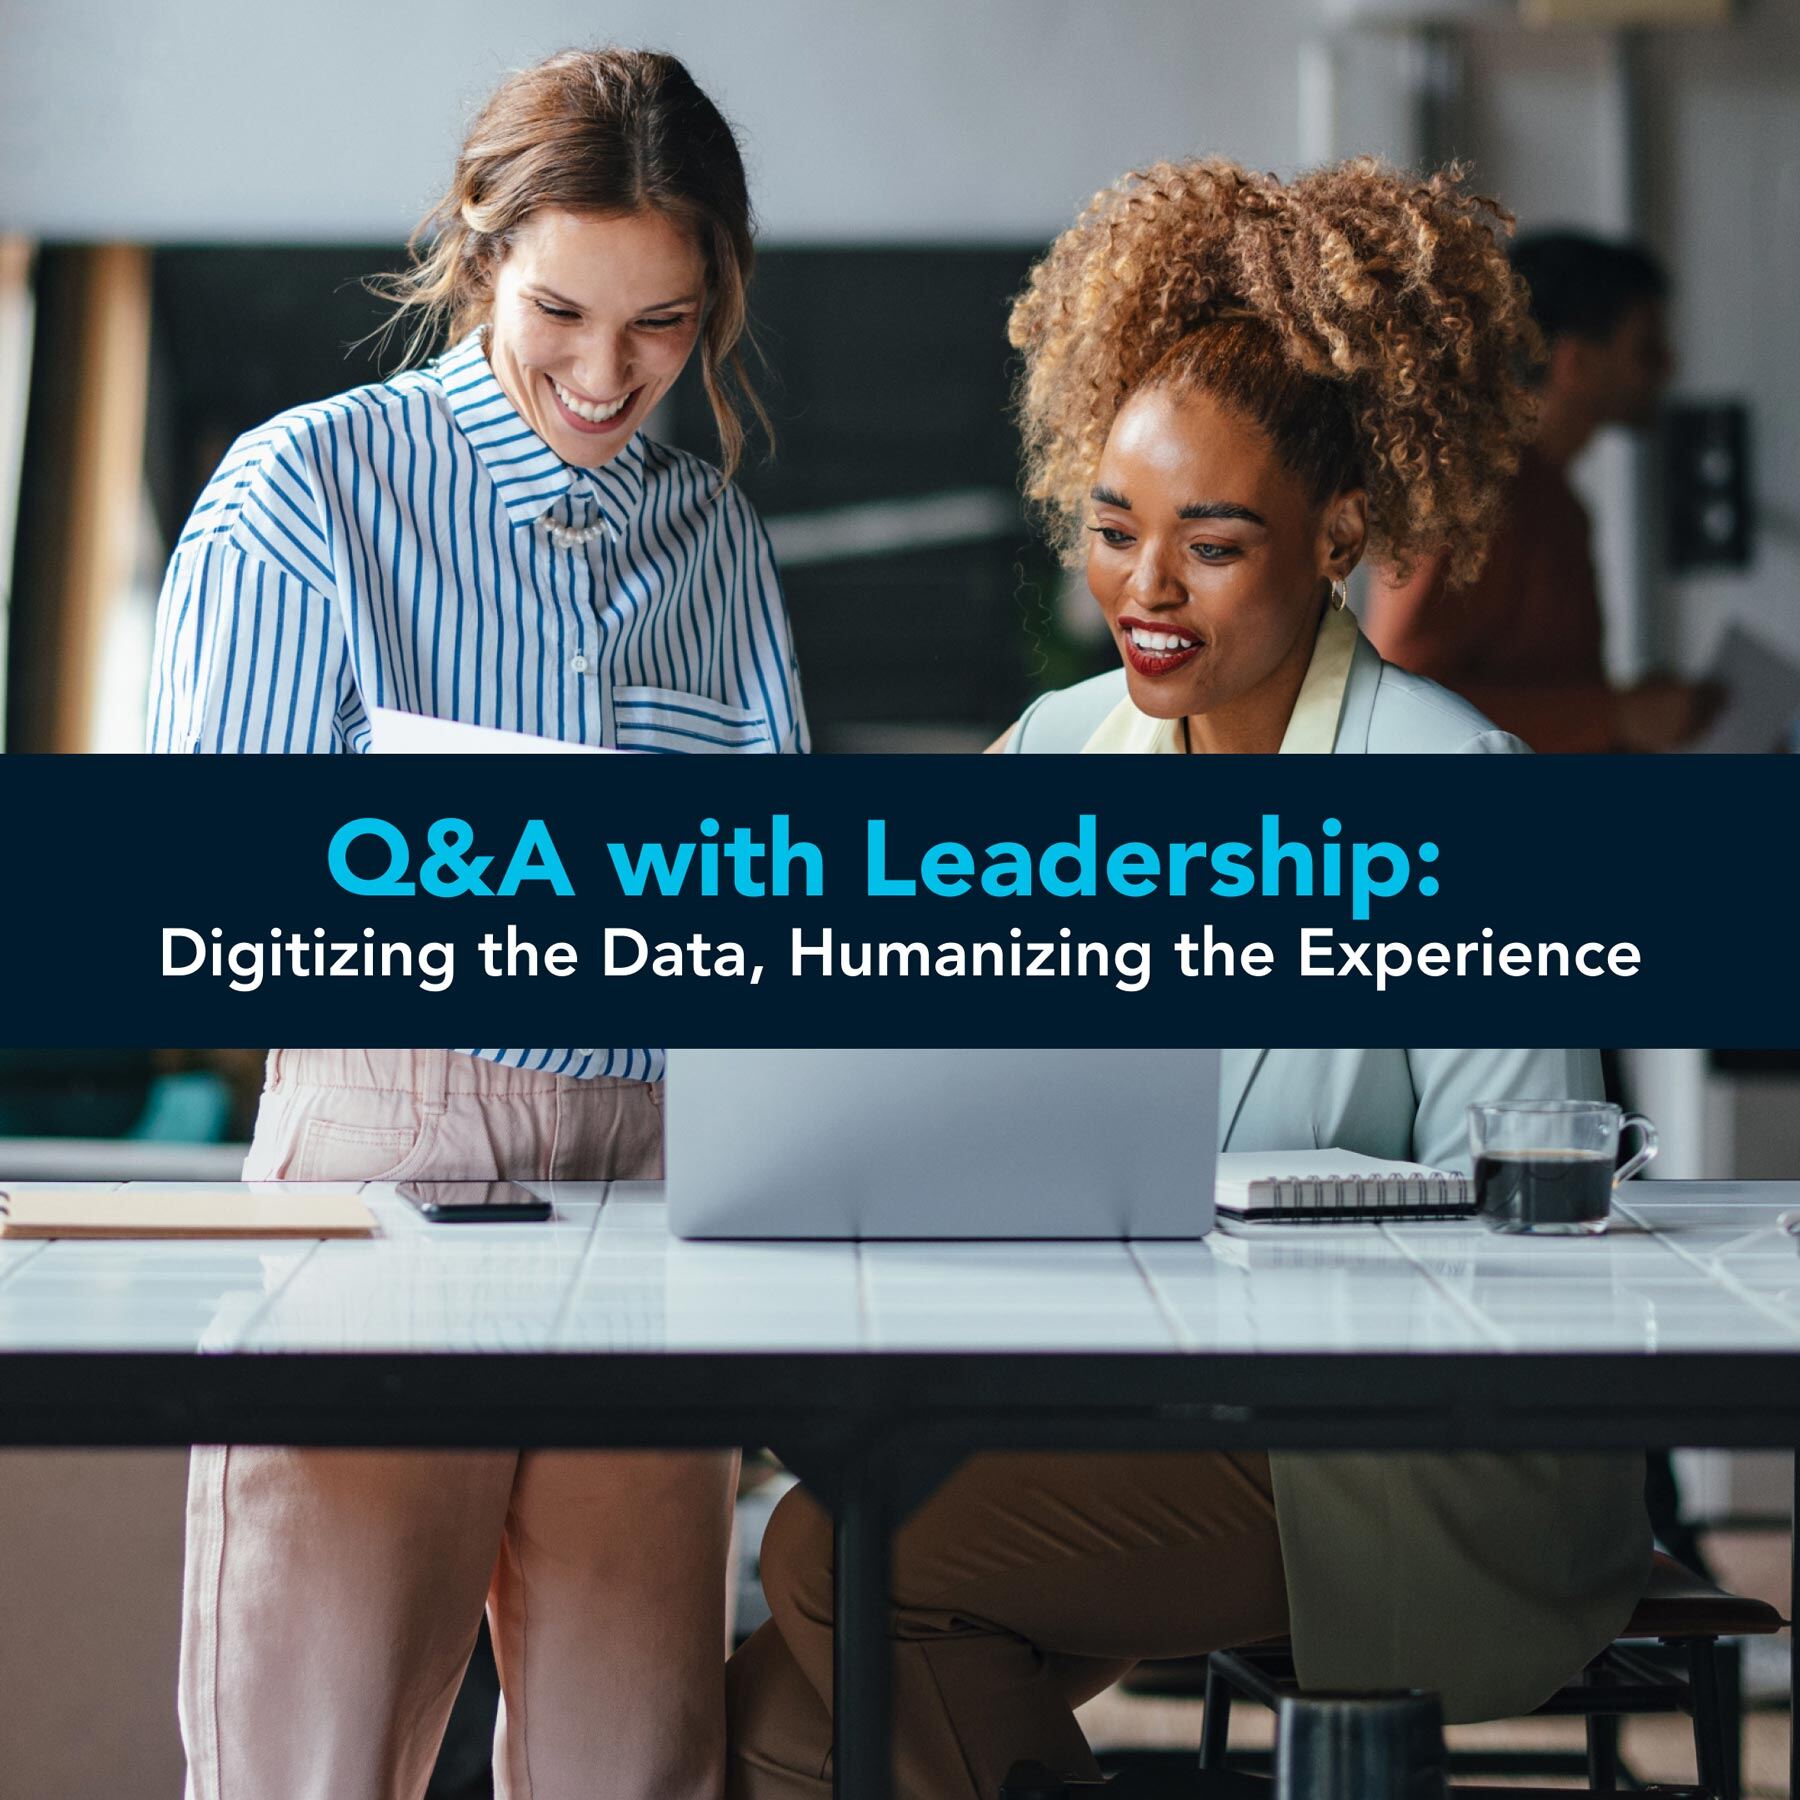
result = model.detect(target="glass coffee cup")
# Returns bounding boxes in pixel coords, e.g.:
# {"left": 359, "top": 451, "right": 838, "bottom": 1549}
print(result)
{"left": 1467, "top": 1100, "right": 1658, "bottom": 1236}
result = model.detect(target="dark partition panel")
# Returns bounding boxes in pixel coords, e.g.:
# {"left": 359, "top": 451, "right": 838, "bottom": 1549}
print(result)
{"left": 142, "top": 244, "right": 1092, "bottom": 747}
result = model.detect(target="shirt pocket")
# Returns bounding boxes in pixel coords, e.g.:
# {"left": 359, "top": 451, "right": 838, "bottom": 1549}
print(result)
{"left": 612, "top": 686, "right": 775, "bottom": 754}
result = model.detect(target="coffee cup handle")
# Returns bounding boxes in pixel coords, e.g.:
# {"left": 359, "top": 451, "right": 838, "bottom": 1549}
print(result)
{"left": 1613, "top": 1113, "right": 1659, "bottom": 1187}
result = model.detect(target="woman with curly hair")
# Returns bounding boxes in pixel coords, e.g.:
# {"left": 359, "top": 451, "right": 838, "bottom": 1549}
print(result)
{"left": 998, "top": 153, "right": 1539, "bottom": 755}
{"left": 724, "top": 159, "right": 1650, "bottom": 1799}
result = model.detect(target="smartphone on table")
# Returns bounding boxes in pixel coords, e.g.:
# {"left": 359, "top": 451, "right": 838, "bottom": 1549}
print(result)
{"left": 395, "top": 1179, "right": 553, "bottom": 1223}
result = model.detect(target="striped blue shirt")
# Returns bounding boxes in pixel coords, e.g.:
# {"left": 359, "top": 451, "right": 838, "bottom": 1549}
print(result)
{"left": 147, "top": 328, "right": 808, "bottom": 1083}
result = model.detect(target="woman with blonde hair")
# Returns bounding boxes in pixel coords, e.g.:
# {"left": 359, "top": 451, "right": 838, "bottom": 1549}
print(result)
{"left": 149, "top": 46, "right": 804, "bottom": 1800}
{"left": 725, "top": 158, "right": 1648, "bottom": 1798}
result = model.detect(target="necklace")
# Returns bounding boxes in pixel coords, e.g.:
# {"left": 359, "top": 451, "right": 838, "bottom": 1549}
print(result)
{"left": 539, "top": 514, "right": 607, "bottom": 550}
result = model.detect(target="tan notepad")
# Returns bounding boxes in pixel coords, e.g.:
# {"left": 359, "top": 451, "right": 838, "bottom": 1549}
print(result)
{"left": 0, "top": 1186, "right": 377, "bottom": 1240}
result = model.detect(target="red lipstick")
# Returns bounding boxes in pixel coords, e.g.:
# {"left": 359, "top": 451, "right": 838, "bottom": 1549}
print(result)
{"left": 1117, "top": 614, "right": 1205, "bottom": 678}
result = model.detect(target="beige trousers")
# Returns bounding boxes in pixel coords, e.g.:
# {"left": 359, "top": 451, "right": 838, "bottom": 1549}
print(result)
{"left": 726, "top": 1450, "right": 1287, "bottom": 1800}
{"left": 180, "top": 1049, "right": 736, "bottom": 1800}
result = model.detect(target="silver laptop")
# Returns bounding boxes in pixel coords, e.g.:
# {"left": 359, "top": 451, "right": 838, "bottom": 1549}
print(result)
{"left": 665, "top": 1048, "right": 1219, "bottom": 1239}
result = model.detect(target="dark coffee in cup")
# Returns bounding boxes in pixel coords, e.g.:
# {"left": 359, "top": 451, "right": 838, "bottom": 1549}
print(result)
{"left": 1468, "top": 1100, "right": 1656, "bottom": 1237}
{"left": 1474, "top": 1148, "right": 1612, "bottom": 1230}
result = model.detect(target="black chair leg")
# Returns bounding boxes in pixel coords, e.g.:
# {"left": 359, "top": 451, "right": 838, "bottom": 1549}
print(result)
{"left": 1717, "top": 1637, "right": 1744, "bottom": 1800}
{"left": 1199, "top": 1658, "right": 1234, "bottom": 1771}
{"left": 1586, "top": 1707, "right": 1621, "bottom": 1794}
{"left": 1584, "top": 1657, "right": 1620, "bottom": 1795}
{"left": 1688, "top": 1638, "right": 1736, "bottom": 1800}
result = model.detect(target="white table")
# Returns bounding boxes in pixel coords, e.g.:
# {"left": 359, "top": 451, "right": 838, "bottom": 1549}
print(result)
{"left": 5, "top": 1177, "right": 1800, "bottom": 1800}
{"left": 6, "top": 1178, "right": 1800, "bottom": 1356}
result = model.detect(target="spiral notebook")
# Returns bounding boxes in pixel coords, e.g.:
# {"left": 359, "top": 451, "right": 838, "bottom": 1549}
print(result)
{"left": 1215, "top": 1150, "right": 1474, "bottom": 1224}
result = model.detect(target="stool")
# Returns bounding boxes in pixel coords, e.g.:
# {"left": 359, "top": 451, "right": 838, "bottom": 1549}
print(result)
{"left": 1191, "top": 1552, "right": 1783, "bottom": 1798}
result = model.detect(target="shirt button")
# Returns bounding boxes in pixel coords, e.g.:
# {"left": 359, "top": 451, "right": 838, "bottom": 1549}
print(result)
{"left": 570, "top": 654, "right": 589, "bottom": 673}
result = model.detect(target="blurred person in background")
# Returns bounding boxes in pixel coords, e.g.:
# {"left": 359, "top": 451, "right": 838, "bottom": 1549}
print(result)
{"left": 1365, "top": 230, "right": 1715, "bottom": 752}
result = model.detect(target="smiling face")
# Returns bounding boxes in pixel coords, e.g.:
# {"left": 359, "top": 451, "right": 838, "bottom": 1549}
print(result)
{"left": 1085, "top": 383, "right": 1366, "bottom": 748}
{"left": 485, "top": 206, "right": 707, "bottom": 467}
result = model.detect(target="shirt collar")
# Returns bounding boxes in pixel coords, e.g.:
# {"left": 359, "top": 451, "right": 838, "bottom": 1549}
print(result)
{"left": 432, "top": 329, "right": 648, "bottom": 536}
{"left": 1079, "top": 604, "right": 1360, "bottom": 754}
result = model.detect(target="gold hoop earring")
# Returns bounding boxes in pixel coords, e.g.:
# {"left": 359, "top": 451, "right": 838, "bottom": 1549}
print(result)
{"left": 1330, "top": 576, "right": 1349, "bottom": 611}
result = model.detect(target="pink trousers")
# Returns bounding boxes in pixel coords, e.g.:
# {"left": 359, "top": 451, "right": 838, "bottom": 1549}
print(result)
{"left": 180, "top": 1050, "right": 736, "bottom": 1800}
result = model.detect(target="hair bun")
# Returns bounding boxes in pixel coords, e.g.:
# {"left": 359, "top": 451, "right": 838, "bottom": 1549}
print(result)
{"left": 1010, "top": 155, "right": 1540, "bottom": 585}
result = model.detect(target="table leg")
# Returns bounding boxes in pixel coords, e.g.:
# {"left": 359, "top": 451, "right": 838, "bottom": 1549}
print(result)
{"left": 834, "top": 1451, "right": 894, "bottom": 1800}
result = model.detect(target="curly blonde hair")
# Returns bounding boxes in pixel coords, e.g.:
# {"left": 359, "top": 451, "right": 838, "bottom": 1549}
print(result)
{"left": 1008, "top": 156, "right": 1541, "bottom": 585}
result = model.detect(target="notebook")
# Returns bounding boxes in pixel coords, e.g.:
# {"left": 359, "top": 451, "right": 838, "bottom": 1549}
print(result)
{"left": 1215, "top": 1150, "right": 1473, "bottom": 1224}
{"left": 0, "top": 1186, "right": 377, "bottom": 1240}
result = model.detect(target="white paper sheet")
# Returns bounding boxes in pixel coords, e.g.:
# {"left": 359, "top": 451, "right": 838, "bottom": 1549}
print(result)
{"left": 367, "top": 705, "right": 627, "bottom": 755}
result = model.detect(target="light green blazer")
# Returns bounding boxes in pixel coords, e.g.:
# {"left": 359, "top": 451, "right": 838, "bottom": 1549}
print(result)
{"left": 1006, "top": 629, "right": 1651, "bottom": 1722}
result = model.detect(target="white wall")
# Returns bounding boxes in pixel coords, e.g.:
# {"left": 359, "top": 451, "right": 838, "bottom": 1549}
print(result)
{"left": 1459, "top": 1, "right": 1800, "bottom": 674}
{"left": 0, "top": 0, "right": 1337, "bottom": 244}
{"left": 1639, "top": 2, "right": 1800, "bottom": 673}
